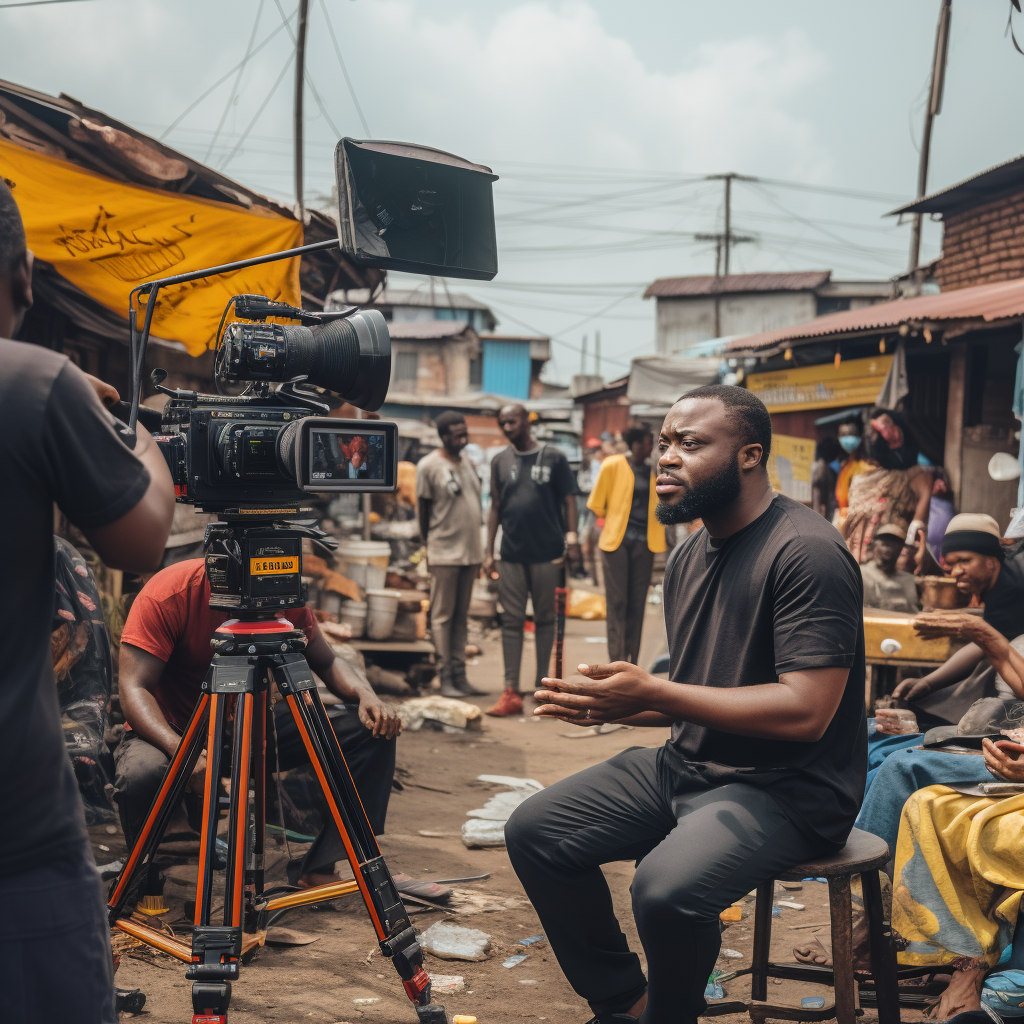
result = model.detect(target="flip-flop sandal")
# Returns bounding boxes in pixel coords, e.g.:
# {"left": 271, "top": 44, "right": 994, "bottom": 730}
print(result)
{"left": 392, "top": 872, "right": 454, "bottom": 902}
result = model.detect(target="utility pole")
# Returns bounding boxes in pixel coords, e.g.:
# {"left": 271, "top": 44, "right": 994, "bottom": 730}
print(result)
{"left": 594, "top": 330, "right": 601, "bottom": 376}
{"left": 907, "top": 0, "right": 952, "bottom": 291}
{"left": 580, "top": 335, "right": 588, "bottom": 374}
{"left": 696, "top": 173, "right": 756, "bottom": 338}
{"left": 293, "top": 0, "right": 310, "bottom": 222}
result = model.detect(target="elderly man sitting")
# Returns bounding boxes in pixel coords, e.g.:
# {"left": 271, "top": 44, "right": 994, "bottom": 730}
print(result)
{"left": 892, "top": 514, "right": 1024, "bottom": 726}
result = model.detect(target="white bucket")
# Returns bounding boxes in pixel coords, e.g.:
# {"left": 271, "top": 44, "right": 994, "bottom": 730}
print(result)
{"left": 338, "top": 600, "right": 368, "bottom": 638}
{"left": 365, "top": 589, "right": 401, "bottom": 640}
{"left": 337, "top": 540, "right": 391, "bottom": 592}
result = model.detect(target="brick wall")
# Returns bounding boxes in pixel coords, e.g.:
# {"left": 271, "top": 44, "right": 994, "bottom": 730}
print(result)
{"left": 937, "top": 188, "right": 1024, "bottom": 291}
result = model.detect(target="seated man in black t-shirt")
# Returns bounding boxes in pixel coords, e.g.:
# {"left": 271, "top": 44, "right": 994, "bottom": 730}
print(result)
{"left": 506, "top": 385, "right": 867, "bottom": 1024}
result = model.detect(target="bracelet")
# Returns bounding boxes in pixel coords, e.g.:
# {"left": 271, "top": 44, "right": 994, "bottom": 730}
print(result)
{"left": 565, "top": 532, "right": 578, "bottom": 545}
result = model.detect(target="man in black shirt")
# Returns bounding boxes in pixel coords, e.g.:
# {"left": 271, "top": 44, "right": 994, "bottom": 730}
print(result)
{"left": 482, "top": 403, "right": 579, "bottom": 716}
{"left": 0, "top": 182, "right": 175, "bottom": 1023}
{"left": 506, "top": 385, "right": 866, "bottom": 1024}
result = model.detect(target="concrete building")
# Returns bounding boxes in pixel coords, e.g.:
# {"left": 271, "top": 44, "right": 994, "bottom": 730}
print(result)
{"left": 644, "top": 271, "right": 892, "bottom": 356}
{"left": 330, "top": 284, "right": 498, "bottom": 334}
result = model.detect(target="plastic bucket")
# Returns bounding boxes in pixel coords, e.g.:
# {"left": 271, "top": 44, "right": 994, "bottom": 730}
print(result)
{"left": 337, "top": 540, "right": 391, "bottom": 592}
{"left": 338, "top": 600, "right": 367, "bottom": 638}
{"left": 365, "top": 589, "right": 401, "bottom": 640}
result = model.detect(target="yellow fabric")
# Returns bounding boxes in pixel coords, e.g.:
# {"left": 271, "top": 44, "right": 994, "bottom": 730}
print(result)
{"left": 835, "top": 458, "right": 870, "bottom": 510}
{"left": 587, "top": 454, "right": 666, "bottom": 554}
{"left": 0, "top": 136, "right": 303, "bottom": 356}
{"left": 892, "top": 785, "right": 1024, "bottom": 967}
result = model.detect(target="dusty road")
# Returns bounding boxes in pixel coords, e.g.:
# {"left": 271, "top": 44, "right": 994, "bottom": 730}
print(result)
{"left": 107, "top": 607, "right": 897, "bottom": 1023}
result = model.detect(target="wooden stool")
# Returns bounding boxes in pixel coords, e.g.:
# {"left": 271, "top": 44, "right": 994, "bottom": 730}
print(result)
{"left": 706, "top": 827, "right": 900, "bottom": 1024}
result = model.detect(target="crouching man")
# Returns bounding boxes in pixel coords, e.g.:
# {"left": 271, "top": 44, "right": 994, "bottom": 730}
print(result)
{"left": 505, "top": 386, "right": 867, "bottom": 1024}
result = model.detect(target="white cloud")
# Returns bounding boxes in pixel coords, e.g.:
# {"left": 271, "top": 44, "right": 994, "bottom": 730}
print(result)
{"left": 355, "top": 1, "right": 830, "bottom": 180}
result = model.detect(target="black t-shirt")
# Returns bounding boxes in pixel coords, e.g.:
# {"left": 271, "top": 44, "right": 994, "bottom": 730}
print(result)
{"left": 663, "top": 495, "right": 867, "bottom": 850}
{"left": 0, "top": 340, "right": 150, "bottom": 875}
{"left": 983, "top": 554, "right": 1024, "bottom": 639}
{"left": 491, "top": 444, "right": 577, "bottom": 563}
{"left": 626, "top": 460, "right": 650, "bottom": 535}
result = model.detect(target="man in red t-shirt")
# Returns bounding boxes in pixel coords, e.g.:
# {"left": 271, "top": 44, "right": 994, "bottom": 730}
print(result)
{"left": 114, "top": 559, "right": 401, "bottom": 890}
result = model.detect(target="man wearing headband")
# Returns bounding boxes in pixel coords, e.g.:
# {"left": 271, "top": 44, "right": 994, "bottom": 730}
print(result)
{"left": 891, "top": 514, "right": 1024, "bottom": 722}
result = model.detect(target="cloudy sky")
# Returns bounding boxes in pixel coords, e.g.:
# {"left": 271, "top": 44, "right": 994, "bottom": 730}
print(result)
{"left": 4, "top": 0, "right": 1024, "bottom": 381}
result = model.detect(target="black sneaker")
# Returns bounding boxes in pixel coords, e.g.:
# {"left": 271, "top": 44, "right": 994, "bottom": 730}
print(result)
{"left": 584, "top": 1015, "right": 640, "bottom": 1024}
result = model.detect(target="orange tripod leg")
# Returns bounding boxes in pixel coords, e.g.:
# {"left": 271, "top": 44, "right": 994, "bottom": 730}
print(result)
{"left": 108, "top": 693, "right": 210, "bottom": 921}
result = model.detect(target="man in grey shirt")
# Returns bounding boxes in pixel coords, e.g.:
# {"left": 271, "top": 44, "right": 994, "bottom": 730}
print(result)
{"left": 861, "top": 524, "right": 919, "bottom": 613}
{"left": 417, "top": 411, "right": 485, "bottom": 697}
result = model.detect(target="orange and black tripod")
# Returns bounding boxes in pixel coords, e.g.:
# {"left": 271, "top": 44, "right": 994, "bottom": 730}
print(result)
{"left": 106, "top": 612, "right": 447, "bottom": 1024}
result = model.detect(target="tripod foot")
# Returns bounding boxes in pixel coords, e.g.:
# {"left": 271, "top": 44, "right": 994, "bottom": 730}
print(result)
{"left": 192, "top": 980, "right": 231, "bottom": 1023}
{"left": 415, "top": 1006, "right": 449, "bottom": 1023}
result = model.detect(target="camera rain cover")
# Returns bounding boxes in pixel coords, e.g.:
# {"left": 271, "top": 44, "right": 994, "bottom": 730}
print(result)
{"left": 336, "top": 139, "right": 498, "bottom": 281}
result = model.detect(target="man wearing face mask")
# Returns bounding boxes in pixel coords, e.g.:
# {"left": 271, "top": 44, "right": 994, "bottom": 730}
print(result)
{"left": 834, "top": 418, "right": 870, "bottom": 522}
{"left": 841, "top": 408, "right": 933, "bottom": 565}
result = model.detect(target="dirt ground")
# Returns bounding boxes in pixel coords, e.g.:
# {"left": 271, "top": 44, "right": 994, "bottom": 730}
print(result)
{"left": 105, "top": 606, "right": 910, "bottom": 1024}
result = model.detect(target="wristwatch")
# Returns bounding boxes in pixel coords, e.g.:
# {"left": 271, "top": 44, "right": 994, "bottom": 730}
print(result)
{"left": 565, "top": 531, "right": 578, "bottom": 545}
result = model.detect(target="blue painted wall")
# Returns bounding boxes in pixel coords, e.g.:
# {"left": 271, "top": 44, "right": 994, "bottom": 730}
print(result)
{"left": 482, "top": 339, "right": 530, "bottom": 399}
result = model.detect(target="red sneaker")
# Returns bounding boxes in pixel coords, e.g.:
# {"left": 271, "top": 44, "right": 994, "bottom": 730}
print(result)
{"left": 485, "top": 688, "right": 524, "bottom": 717}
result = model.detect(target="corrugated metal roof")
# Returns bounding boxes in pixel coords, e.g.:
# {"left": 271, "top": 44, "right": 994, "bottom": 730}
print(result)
{"left": 725, "top": 276, "right": 1024, "bottom": 352}
{"left": 644, "top": 271, "right": 831, "bottom": 299}
{"left": 890, "top": 153, "right": 1024, "bottom": 216}
{"left": 386, "top": 320, "right": 474, "bottom": 340}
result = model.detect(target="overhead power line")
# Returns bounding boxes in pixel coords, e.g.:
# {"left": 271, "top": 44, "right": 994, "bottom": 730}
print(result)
{"left": 318, "top": 0, "right": 372, "bottom": 136}
{"left": 0, "top": 0, "right": 100, "bottom": 7}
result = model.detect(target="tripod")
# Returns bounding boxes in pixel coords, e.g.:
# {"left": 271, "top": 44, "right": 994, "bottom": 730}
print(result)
{"left": 107, "top": 525, "right": 448, "bottom": 1024}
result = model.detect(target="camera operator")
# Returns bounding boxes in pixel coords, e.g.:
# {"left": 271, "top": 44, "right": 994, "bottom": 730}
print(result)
{"left": 0, "top": 181, "right": 175, "bottom": 1023}
{"left": 506, "top": 386, "right": 866, "bottom": 1024}
{"left": 113, "top": 559, "right": 444, "bottom": 896}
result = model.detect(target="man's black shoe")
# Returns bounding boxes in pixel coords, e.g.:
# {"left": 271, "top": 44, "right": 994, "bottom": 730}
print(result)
{"left": 584, "top": 1015, "right": 640, "bottom": 1024}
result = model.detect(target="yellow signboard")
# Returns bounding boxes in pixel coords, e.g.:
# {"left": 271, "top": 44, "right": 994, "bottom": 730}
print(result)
{"left": 746, "top": 355, "right": 893, "bottom": 413}
{"left": 0, "top": 136, "right": 303, "bottom": 356}
{"left": 767, "top": 433, "right": 815, "bottom": 503}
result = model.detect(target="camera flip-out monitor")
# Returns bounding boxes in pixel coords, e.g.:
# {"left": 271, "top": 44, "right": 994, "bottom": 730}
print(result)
{"left": 298, "top": 419, "right": 397, "bottom": 493}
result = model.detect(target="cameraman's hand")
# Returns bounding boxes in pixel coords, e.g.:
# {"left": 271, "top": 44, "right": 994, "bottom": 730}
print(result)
{"left": 892, "top": 676, "right": 932, "bottom": 704}
{"left": 534, "top": 662, "right": 656, "bottom": 724}
{"left": 359, "top": 695, "right": 401, "bottom": 739}
{"left": 83, "top": 371, "right": 120, "bottom": 408}
{"left": 983, "top": 738, "right": 1024, "bottom": 782}
{"left": 186, "top": 753, "right": 208, "bottom": 796}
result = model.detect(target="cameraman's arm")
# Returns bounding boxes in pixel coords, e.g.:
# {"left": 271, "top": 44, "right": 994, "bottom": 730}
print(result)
{"left": 46, "top": 362, "right": 174, "bottom": 572}
{"left": 83, "top": 427, "right": 175, "bottom": 573}
{"left": 118, "top": 642, "right": 183, "bottom": 759}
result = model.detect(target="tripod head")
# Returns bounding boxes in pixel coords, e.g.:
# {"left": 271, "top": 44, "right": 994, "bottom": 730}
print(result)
{"left": 204, "top": 514, "right": 338, "bottom": 618}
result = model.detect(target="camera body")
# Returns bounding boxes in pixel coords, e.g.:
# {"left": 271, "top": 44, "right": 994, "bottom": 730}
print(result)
{"left": 157, "top": 397, "right": 399, "bottom": 513}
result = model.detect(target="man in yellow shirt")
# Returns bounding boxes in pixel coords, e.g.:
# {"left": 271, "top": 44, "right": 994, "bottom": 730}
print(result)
{"left": 588, "top": 426, "right": 666, "bottom": 664}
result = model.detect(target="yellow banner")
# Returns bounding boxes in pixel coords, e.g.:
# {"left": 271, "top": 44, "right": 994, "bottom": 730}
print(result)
{"left": 0, "top": 136, "right": 303, "bottom": 356}
{"left": 746, "top": 355, "right": 893, "bottom": 413}
{"left": 767, "top": 433, "right": 815, "bottom": 503}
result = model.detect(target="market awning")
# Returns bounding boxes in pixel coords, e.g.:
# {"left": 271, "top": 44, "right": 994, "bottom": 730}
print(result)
{"left": 725, "top": 275, "right": 1024, "bottom": 354}
{"left": 626, "top": 355, "right": 720, "bottom": 407}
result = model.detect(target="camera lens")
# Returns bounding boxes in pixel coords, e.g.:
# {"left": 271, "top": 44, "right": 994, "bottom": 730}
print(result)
{"left": 279, "top": 309, "right": 391, "bottom": 411}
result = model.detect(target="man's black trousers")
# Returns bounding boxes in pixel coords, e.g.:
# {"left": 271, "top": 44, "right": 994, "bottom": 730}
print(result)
{"left": 113, "top": 702, "right": 395, "bottom": 880}
{"left": 505, "top": 746, "right": 826, "bottom": 1023}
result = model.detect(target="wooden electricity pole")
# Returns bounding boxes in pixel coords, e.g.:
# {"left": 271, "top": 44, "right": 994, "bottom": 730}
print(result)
{"left": 294, "top": 0, "right": 310, "bottom": 221}
{"left": 907, "top": 0, "right": 952, "bottom": 290}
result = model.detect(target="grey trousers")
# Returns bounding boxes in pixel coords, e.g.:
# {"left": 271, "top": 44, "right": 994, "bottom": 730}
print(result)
{"left": 601, "top": 537, "right": 654, "bottom": 664}
{"left": 429, "top": 563, "right": 479, "bottom": 684}
{"left": 498, "top": 559, "right": 562, "bottom": 690}
{"left": 505, "top": 746, "right": 824, "bottom": 1024}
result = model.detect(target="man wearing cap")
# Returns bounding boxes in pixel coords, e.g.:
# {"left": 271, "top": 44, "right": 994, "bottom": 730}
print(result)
{"left": 891, "top": 514, "right": 1024, "bottom": 723}
{"left": 861, "top": 524, "right": 920, "bottom": 613}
